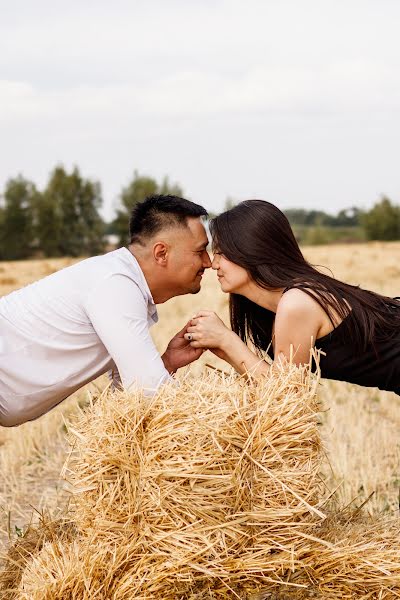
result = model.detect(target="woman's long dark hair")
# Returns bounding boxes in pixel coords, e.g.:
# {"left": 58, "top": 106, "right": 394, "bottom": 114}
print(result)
{"left": 210, "top": 200, "right": 400, "bottom": 355}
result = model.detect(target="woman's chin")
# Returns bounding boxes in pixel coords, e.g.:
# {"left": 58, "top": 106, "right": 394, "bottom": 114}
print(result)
{"left": 218, "top": 279, "right": 232, "bottom": 293}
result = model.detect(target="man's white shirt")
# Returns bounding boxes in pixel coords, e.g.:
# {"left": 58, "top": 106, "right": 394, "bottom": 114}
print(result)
{"left": 0, "top": 248, "right": 170, "bottom": 425}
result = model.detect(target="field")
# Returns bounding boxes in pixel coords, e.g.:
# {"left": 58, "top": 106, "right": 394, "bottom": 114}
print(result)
{"left": 0, "top": 242, "right": 399, "bottom": 558}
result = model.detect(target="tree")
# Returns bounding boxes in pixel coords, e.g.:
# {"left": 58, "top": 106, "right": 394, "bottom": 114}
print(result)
{"left": 362, "top": 196, "right": 400, "bottom": 241}
{"left": 0, "top": 176, "right": 38, "bottom": 260}
{"left": 335, "top": 206, "right": 363, "bottom": 227}
{"left": 284, "top": 208, "right": 335, "bottom": 227}
{"left": 0, "top": 202, "right": 4, "bottom": 259}
{"left": 284, "top": 208, "right": 309, "bottom": 226}
{"left": 34, "top": 187, "right": 62, "bottom": 258}
{"left": 112, "top": 171, "right": 184, "bottom": 247}
{"left": 224, "top": 197, "right": 237, "bottom": 211}
{"left": 37, "top": 166, "right": 105, "bottom": 257}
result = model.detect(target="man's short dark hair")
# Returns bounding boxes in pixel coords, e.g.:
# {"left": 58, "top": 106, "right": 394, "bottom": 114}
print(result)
{"left": 129, "top": 194, "right": 208, "bottom": 244}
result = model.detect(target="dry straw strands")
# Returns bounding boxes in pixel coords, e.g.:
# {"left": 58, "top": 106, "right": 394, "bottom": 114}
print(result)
{"left": 1, "top": 365, "right": 400, "bottom": 599}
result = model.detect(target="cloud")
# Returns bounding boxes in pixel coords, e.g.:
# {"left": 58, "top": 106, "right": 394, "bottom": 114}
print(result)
{"left": 0, "top": 0, "right": 399, "bottom": 217}
{"left": 1, "top": 57, "right": 399, "bottom": 128}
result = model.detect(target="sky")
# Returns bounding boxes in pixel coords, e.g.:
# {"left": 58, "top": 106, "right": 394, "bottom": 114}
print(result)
{"left": 1, "top": 0, "right": 399, "bottom": 221}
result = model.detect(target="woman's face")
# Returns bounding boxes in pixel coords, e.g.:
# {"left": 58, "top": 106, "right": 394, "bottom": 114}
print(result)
{"left": 212, "top": 251, "right": 250, "bottom": 293}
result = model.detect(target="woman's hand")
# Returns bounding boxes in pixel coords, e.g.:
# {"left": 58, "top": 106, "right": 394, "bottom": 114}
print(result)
{"left": 184, "top": 310, "right": 232, "bottom": 352}
{"left": 185, "top": 310, "right": 271, "bottom": 377}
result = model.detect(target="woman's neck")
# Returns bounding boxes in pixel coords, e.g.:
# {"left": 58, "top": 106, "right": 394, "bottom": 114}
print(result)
{"left": 239, "top": 281, "right": 284, "bottom": 313}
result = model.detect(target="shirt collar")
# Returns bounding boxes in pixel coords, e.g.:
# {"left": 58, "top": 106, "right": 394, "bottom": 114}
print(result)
{"left": 122, "top": 247, "right": 158, "bottom": 324}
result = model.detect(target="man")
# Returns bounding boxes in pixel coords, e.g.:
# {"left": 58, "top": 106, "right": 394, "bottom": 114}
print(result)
{"left": 0, "top": 195, "right": 211, "bottom": 427}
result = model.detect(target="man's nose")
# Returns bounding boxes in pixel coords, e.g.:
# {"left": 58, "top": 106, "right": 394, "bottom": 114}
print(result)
{"left": 203, "top": 251, "right": 212, "bottom": 269}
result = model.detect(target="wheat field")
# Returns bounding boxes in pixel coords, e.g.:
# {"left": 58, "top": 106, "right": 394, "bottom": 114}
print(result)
{"left": 0, "top": 242, "right": 399, "bottom": 556}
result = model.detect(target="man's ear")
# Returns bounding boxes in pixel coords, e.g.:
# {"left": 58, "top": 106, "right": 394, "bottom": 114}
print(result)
{"left": 153, "top": 241, "right": 168, "bottom": 265}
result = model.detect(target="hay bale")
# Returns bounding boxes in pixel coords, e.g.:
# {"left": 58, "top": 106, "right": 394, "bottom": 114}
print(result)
{"left": 23, "top": 366, "right": 324, "bottom": 598}
{"left": 0, "top": 517, "right": 76, "bottom": 600}
{"left": 263, "top": 514, "right": 400, "bottom": 599}
{"left": 4, "top": 367, "right": 400, "bottom": 598}
{"left": 66, "top": 366, "right": 323, "bottom": 597}
{"left": 17, "top": 539, "right": 117, "bottom": 600}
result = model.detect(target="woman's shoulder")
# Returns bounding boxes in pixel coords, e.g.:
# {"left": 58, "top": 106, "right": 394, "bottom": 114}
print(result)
{"left": 278, "top": 286, "right": 350, "bottom": 339}
{"left": 278, "top": 287, "right": 321, "bottom": 312}
{"left": 277, "top": 287, "right": 329, "bottom": 334}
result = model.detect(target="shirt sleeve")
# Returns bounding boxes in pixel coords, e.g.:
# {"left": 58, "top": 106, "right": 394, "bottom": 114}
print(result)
{"left": 84, "top": 273, "right": 171, "bottom": 393}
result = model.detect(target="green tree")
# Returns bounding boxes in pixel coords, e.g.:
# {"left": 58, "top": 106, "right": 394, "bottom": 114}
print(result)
{"left": 112, "top": 171, "right": 184, "bottom": 246}
{"left": 335, "top": 206, "right": 363, "bottom": 227}
{"left": 362, "top": 196, "right": 400, "bottom": 241}
{"left": 38, "top": 166, "right": 105, "bottom": 257}
{"left": 0, "top": 203, "right": 4, "bottom": 259}
{"left": 34, "top": 189, "right": 62, "bottom": 257}
{"left": 224, "top": 197, "right": 237, "bottom": 211}
{"left": 284, "top": 208, "right": 309, "bottom": 226}
{"left": 0, "top": 176, "right": 38, "bottom": 260}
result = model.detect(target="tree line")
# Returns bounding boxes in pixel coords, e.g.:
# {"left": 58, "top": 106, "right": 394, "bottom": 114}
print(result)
{"left": 0, "top": 167, "right": 182, "bottom": 260}
{"left": 284, "top": 202, "right": 400, "bottom": 244}
{"left": 0, "top": 165, "right": 399, "bottom": 260}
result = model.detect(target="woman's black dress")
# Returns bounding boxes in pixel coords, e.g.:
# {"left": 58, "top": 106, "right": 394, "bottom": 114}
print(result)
{"left": 315, "top": 314, "right": 400, "bottom": 395}
{"left": 269, "top": 295, "right": 400, "bottom": 395}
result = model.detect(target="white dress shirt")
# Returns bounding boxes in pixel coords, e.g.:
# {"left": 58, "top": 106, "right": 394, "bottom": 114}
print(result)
{"left": 0, "top": 248, "right": 170, "bottom": 426}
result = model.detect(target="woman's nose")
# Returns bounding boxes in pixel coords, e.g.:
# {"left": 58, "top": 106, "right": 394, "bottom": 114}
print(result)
{"left": 211, "top": 255, "right": 219, "bottom": 269}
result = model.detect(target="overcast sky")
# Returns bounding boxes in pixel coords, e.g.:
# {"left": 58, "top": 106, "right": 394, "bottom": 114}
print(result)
{"left": 1, "top": 0, "right": 399, "bottom": 220}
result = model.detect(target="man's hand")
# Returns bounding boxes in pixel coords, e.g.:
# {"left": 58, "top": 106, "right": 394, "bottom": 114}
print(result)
{"left": 162, "top": 322, "right": 205, "bottom": 374}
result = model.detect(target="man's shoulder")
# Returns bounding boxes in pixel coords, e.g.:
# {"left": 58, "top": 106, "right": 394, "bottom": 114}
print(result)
{"left": 82, "top": 248, "right": 150, "bottom": 302}
{"left": 33, "top": 248, "right": 140, "bottom": 299}
{"left": 78, "top": 248, "right": 136, "bottom": 279}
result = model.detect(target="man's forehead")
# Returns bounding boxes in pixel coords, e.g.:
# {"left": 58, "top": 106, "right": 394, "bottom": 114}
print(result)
{"left": 186, "top": 217, "right": 208, "bottom": 242}
{"left": 157, "top": 217, "right": 208, "bottom": 246}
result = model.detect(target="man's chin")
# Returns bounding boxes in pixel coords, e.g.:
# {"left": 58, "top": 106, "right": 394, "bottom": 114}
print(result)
{"left": 187, "top": 279, "right": 202, "bottom": 294}
{"left": 189, "top": 284, "right": 202, "bottom": 294}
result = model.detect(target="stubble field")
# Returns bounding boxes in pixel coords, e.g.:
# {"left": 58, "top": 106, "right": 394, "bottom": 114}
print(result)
{"left": 0, "top": 242, "right": 399, "bottom": 556}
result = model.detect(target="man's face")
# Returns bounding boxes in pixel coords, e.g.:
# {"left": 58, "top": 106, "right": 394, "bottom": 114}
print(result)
{"left": 166, "top": 218, "right": 211, "bottom": 296}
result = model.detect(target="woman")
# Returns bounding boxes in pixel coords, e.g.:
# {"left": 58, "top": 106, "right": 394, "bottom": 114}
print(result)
{"left": 185, "top": 200, "right": 400, "bottom": 395}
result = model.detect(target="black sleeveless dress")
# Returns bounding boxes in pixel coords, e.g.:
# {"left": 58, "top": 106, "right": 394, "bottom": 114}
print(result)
{"left": 315, "top": 314, "right": 400, "bottom": 395}
{"left": 269, "top": 295, "right": 400, "bottom": 396}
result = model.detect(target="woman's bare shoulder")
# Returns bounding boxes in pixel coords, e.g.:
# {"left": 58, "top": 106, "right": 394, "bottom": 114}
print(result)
{"left": 277, "top": 288, "right": 327, "bottom": 331}
{"left": 277, "top": 287, "right": 344, "bottom": 339}
{"left": 278, "top": 287, "right": 322, "bottom": 312}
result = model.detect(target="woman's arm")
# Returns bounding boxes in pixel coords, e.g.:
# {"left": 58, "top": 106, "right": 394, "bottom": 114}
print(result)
{"left": 273, "top": 290, "right": 322, "bottom": 365}
{"left": 186, "top": 291, "right": 322, "bottom": 375}
{"left": 185, "top": 311, "right": 271, "bottom": 376}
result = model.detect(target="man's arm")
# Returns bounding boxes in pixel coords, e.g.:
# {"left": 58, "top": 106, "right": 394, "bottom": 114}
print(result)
{"left": 85, "top": 274, "right": 171, "bottom": 393}
{"left": 162, "top": 322, "right": 205, "bottom": 374}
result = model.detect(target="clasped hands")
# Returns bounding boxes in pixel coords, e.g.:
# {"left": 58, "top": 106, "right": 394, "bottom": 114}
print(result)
{"left": 183, "top": 310, "right": 232, "bottom": 359}
{"left": 162, "top": 311, "right": 231, "bottom": 373}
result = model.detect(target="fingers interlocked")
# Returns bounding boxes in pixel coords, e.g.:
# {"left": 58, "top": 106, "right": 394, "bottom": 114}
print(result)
{"left": 184, "top": 311, "right": 223, "bottom": 349}
{"left": 184, "top": 315, "right": 204, "bottom": 345}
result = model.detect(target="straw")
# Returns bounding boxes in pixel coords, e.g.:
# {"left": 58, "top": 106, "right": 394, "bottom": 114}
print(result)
{"left": 2, "top": 365, "right": 399, "bottom": 599}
